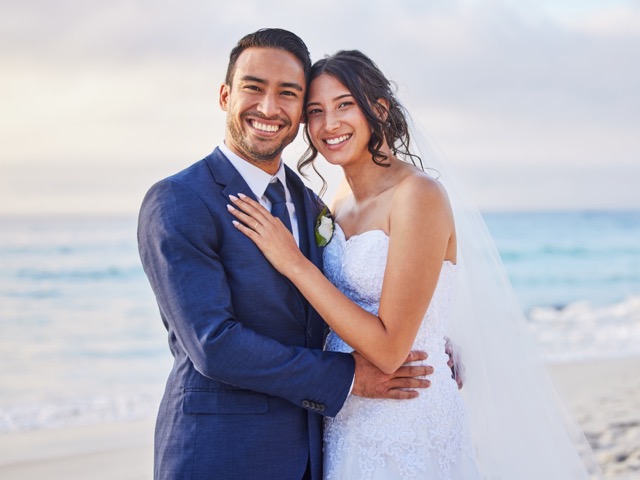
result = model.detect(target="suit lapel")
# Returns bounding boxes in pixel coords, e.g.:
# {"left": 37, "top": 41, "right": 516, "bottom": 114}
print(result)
{"left": 286, "top": 170, "right": 310, "bottom": 261}
{"left": 285, "top": 166, "right": 322, "bottom": 271}
{"left": 285, "top": 168, "right": 331, "bottom": 348}
{"left": 204, "top": 148, "right": 260, "bottom": 203}
{"left": 285, "top": 166, "right": 327, "bottom": 339}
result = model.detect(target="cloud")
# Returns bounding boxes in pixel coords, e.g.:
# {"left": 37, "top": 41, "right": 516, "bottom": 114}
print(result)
{"left": 557, "top": 3, "right": 640, "bottom": 36}
{"left": 0, "top": 0, "right": 638, "bottom": 213}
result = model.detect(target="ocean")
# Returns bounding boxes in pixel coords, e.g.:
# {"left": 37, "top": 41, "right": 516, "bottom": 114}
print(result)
{"left": 1, "top": 211, "right": 639, "bottom": 432}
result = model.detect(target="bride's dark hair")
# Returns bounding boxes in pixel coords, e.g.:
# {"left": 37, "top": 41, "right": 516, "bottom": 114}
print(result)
{"left": 298, "top": 50, "right": 423, "bottom": 194}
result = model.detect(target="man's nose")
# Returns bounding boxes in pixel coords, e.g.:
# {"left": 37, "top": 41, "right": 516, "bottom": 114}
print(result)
{"left": 256, "top": 93, "right": 280, "bottom": 117}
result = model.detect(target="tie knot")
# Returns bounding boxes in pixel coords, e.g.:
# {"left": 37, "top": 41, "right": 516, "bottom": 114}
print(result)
{"left": 264, "top": 178, "right": 287, "bottom": 205}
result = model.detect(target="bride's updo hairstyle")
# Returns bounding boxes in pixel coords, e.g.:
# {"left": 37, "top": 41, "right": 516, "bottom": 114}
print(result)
{"left": 299, "top": 50, "right": 422, "bottom": 192}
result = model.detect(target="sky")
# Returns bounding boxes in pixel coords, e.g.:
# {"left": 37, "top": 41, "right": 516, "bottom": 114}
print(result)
{"left": 1, "top": 0, "right": 638, "bottom": 214}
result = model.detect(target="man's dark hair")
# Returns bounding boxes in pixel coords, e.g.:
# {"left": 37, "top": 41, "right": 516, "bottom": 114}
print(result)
{"left": 225, "top": 28, "right": 311, "bottom": 86}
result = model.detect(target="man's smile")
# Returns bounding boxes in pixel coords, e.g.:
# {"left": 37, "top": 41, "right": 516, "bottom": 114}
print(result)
{"left": 249, "top": 119, "right": 282, "bottom": 134}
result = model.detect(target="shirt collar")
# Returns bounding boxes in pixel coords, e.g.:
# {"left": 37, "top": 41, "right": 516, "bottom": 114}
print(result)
{"left": 219, "top": 142, "right": 289, "bottom": 200}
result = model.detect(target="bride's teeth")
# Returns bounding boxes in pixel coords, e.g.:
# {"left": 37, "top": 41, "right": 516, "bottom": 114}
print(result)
{"left": 252, "top": 121, "right": 280, "bottom": 133}
{"left": 326, "top": 135, "right": 350, "bottom": 145}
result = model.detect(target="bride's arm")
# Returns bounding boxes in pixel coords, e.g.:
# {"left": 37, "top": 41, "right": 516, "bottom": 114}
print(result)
{"left": 228, "top": 175, "right": 454, "bottom": 374}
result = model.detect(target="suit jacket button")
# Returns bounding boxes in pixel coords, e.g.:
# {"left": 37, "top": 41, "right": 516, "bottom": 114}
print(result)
{"left": 318, "top": 404, "right": 326, "bottom": 412}
{"left": 302, "top": 400, "right": 311, "bottom": 408}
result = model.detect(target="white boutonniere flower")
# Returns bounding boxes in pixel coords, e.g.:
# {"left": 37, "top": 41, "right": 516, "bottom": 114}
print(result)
{"left": 315, "top": 207, "right": 334, "bottom": 247}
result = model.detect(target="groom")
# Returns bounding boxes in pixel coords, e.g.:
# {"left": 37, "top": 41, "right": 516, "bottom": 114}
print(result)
{"left": 138, "top": 28, "right": 432, "bottom": 480}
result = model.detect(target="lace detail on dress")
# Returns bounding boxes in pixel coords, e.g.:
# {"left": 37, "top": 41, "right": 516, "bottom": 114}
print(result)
{"left": 322, "top": 225, "right": 481, "bottom": 480}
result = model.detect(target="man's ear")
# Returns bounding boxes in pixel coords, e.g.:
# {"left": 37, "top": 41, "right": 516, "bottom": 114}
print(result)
{"left": 219, "top": 83, "right": 230, "bottom": 111}
{"left": 299, "top": 110, "right": 307, "bottom": 125}
{"left": 375, "top": 98, "right": 390, "bottom": 120}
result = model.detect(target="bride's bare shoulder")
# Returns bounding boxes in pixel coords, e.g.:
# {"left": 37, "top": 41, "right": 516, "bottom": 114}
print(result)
{"left": 389, "top": 169, "right": 455, "bottom": 245}
{"left": 392, "top": 169, "right": 450, "bottom": 208}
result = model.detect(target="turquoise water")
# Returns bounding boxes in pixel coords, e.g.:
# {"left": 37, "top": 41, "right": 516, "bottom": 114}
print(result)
{"left": 0, "top": 211, "right": 639, "bottom": 431}
{"left": 485, "top": 211, "right": 640, "bottom": 310}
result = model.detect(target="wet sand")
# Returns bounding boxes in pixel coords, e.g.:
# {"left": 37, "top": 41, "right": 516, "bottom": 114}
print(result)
{"left": 1, "top": 357, "right": 638, "bottom": 479}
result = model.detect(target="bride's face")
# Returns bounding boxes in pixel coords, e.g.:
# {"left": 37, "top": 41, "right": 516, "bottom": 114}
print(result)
{"left": 305, "top": 74, "right": 372, "bottom": 167}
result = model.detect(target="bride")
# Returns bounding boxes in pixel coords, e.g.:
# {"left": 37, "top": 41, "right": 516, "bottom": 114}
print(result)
{"left": 228, "top": 50, "right": 600, "bottom": 479}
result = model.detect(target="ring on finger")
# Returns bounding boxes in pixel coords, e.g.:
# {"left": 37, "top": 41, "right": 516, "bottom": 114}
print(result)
{"left": 254, "top": 221, "right": 259, "bottom": 230}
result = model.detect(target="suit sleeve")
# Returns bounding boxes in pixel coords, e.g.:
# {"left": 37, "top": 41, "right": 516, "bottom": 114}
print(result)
{"left": 138, "top": 178, "right": 354, "bottom": 416}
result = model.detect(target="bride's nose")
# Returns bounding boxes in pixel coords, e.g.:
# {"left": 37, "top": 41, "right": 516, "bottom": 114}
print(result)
{"left": 324, "top": 112, "right": 341, "bottom": 132}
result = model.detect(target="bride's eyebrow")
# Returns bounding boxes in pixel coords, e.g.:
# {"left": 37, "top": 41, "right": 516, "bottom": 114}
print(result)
{"left": 306, "top": 94, "right": 353, "bottom": 108}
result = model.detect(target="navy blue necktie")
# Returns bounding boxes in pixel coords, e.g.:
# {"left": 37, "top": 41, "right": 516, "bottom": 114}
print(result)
{"left": 265, "top": 179, "right": 292, "bottom": 233}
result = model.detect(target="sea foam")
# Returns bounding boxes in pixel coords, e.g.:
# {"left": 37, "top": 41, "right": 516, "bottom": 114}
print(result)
{"left": 528, "top": 295, "right": 640, "bottom": 362}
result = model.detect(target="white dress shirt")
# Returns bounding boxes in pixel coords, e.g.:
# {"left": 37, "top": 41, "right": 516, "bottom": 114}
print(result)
{"left": 219, "top": 142, "right": 300, "bottom": 246}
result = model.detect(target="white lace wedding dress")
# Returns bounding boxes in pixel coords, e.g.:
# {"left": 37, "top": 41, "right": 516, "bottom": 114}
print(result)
{"left": 322, "top": 224, "right": 482, "bottom": 480}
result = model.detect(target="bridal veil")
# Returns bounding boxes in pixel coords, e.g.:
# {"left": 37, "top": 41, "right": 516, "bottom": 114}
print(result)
{"left": 404, "top": 117, "right": 602, "bottom": 479}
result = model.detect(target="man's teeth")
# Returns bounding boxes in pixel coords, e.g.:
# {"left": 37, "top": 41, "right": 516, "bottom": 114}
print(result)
{"left": 326, "top": 135, "right": 350, "bottom": 145}
{"left": 252, "top": 121, "right": 280, "bottom": 133}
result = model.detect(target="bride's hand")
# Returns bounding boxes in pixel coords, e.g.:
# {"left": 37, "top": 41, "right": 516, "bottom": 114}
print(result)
{"left": 445, "top": 337, "right": 465, "bottom": 390}
{"left": 228, "top": 193, "right": 306, "bottom": 277}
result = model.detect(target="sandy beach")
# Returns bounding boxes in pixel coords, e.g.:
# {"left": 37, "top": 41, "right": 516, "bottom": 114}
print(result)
{"left": 0, "top": 419, "right": 154, "bottom": 480}
{"left": 550, "top": 357, "right": 640, "bottom": 479}
{"left": 1, "top": 357, "right": 638, "bottom": 480}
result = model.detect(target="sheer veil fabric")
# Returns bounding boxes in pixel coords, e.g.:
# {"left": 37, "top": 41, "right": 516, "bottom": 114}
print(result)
{"left": 400, "top": 116, "right": 602, "bottom": 478}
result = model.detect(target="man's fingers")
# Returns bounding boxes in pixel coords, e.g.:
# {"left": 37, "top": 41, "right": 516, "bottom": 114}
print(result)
{"left": 404, "top": 350, "right": 427, "bottom": 363}
{"left": 395, "top": 365, "right": 434, "bottom": 378}
{"left": 382, "top": 389, "right": 419, "bottom": 400}
{"left": 388, "top": 377, "right": 431, "bottom": 390}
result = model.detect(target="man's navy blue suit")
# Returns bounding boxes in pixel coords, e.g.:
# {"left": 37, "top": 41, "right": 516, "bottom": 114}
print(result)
{"left": 138, "top": 148, "right": 355, "bottom": 479}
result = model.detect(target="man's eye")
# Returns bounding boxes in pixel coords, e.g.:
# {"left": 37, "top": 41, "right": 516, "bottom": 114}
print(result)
{"left": 281, "top": 91, "right": 298, "bottom": 97}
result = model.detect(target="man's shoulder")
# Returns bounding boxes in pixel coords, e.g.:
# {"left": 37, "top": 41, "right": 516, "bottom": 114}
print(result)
{"left": 166, "top": 152, "right": 216, "bottom": 184}
{"left": 151, "top": 149, "right": 225, "bottom": 193}
{"left": 140, "top": 152, "right": 221, "bottom": 212}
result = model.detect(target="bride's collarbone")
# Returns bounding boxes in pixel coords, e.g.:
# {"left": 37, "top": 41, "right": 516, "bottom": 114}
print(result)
{"left": 335, "top": 200, "right": 392, "bottom": 241}
{"left": 334, "top": 209, "right": 390, "bottom": 241}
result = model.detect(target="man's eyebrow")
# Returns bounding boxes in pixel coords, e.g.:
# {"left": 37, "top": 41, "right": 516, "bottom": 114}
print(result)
{"left": 240, "top": 75, "right": 267, "bottom": 84}
{"left": 239, "top": 76, "right": 303, "bottom": 92}
{"left": 280, "top": 82, "right": 304, "bottom": 92}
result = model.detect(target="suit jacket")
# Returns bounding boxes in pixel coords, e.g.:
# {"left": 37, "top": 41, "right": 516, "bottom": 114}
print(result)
{"left": 138, "top": 148, "right": 355, "bottom": 480}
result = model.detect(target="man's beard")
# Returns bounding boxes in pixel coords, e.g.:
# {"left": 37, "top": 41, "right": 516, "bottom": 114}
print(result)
{"left": 227, "top": 114, "right": 298, "bottom": 163}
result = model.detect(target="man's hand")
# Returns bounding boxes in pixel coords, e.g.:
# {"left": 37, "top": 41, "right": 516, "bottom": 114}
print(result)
{"left": 445, "top": 337, "right": 465, "bottom": 390}
{"left": 351, "top": 351, "right": 433, "bottom": 399}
